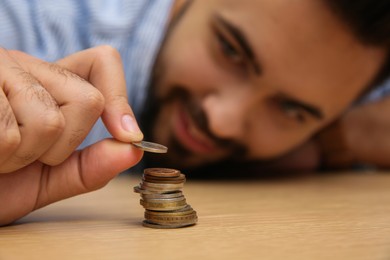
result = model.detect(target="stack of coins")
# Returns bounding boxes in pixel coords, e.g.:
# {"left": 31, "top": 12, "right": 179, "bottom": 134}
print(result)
{"left": 134, "top": 168, "right": 197, "bottom": 229}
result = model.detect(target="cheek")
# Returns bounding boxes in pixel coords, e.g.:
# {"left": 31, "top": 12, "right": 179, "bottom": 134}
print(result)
{"left": 245, "top": 111, "right": 317, "bottom": 158}
{"left": 247, "top": 129, "right": 309, "bottom": 159}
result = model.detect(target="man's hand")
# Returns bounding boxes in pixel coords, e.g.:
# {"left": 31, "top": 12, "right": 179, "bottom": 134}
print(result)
{"left": 0, "top": 46, "right": 144, "bottom": 225}
{"left": 0, "top": 138, "right": 143, "bottom": 226}
{"left": 317, "top": 97, "right": 390, "bottom": 168}
{"left": 253, "top": 97, "right": 390, "bottom": 172}
{"left": 0, "top": 46, "right": 143, "bottom": 173}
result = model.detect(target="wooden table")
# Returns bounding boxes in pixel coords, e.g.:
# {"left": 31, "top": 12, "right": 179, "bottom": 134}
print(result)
{"left": 1, "top": 171, "right": 390, "bottom": 260}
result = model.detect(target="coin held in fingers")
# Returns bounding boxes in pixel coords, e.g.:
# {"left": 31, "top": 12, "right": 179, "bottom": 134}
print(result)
{"left": 132, "top": 141, "right": 168, "bottom": 153}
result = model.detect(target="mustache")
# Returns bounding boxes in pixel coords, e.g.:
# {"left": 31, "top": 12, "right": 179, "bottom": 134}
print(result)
{"left": 163, "top": 87, "right": 248, "bottom": 158}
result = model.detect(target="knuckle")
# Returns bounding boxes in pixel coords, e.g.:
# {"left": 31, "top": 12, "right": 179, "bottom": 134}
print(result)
{"left": 41, "top": 130, "right": 86, "bottom": 165}
{"left": 40, "top": 153, "right": 66, "bottom": 166}
{"left": 0, "top": 98, "right": 21, "bottom": 152}
{"left": 37, "top": 110, "right": 66, "bottom": 137}
{"left": 94, "top": 45, "right": 122, "bottom": 64}
{"left": 109, "top": 94, "right": 128, "bottom": 106}
{"left": 7, "top": 68, "right": 59, "bottom": 112}
{"left": 25, "top": 82, "right": 60, "bottom": 111}
{"left": 47, "top": 63, "right": 86, "bottom": 83}
{"left": 0, "top": 128, "right": 21, "bottom": 152}
{"left": 94, "top": 45, "right": 122, "bottom": 63}
{"left": 15, "top": 152, "right": 36, "bottom": 166}
{"left": 0, "top": 97, "right": 16, "bottom": 128}
{"left": 79, "top": 88, "right": 105, "bottom": 115}
{"left": 0, "top": 151, "right": 36, "bottom": 173}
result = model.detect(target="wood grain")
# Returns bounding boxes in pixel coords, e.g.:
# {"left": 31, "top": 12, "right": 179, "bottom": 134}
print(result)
{"left": 1, "top": 171, "right": 390, "bottom": 260}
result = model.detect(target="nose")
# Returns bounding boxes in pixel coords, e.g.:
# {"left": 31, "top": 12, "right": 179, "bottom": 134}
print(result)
{"left": 201, "top": 89, "right": 251, "bottom": 140}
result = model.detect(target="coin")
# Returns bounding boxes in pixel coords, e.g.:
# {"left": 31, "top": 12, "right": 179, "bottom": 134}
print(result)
{"left": 140, "top": 198, "right": 187, "bottom": 211}
{"left": 141, "top": 181, "right": 184, "bottom": 189}
{"left": 132, "top": 141, "right": 168, "bottom": 153}
{"left": 142, "top": 220, "right": 196, "bottom": 229}
{"left": 133, "top": 185, "right": 158, "bottom": 194}
{"left": 144, "top": 213, "right": 198, "bottom": 225}
{"left": 143, "top": 174, "right": 186, "bottom": 184}
{"left": 134, "top": 167, "right": 198, "bottom": 229}
{"left": 144, "top": 205, "right": 194, "bottom": 216}
{"left": 143, "top": 195, "right": 185, "bottom": 203}
{"left": 141, "top": 191, "right": 183, "bottom": 200}
{"left": 140, "top": 186, "right": 183, "bottom": 193}
{"left": 144, "top": 168, "right": 180, "bottom": 177}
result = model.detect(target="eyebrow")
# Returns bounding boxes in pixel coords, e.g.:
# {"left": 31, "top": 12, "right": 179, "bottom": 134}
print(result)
{"left": 214, "top": 14, "right": 261, "bottom": 75}
{"left": 214, "top": 15, "right": 324, "bottom": 121}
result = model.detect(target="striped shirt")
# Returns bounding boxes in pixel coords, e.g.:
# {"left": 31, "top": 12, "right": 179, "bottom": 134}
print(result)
{"left": 0, "top": 0, "right": 174, "bottom": 148}
{"left": 0, "top": 0, "right": 389, "bottom": 148}
{"left": 359, "top": 78, "right": 390, "bottom": 104}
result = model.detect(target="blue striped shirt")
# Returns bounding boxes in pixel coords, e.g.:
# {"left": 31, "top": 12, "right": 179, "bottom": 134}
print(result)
{"left": 0, "top": 0, "right": 389, "bottom": 148}
{"left": 0, "top": 0, "right": 174, "bottom": 148}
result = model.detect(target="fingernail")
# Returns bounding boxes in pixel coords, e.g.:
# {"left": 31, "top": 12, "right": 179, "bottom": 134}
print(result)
{"left": 122, "top": 114, "right": 141, "bottom": 134}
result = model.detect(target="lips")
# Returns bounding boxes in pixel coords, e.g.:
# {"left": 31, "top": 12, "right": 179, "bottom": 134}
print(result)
{"left": 172, "top": 102, "right": 218, "bottom": 154}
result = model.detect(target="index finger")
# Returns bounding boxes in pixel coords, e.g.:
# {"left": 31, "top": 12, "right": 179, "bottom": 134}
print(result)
{"left": 56, "top": 46, "right": 144, "bottom": 143}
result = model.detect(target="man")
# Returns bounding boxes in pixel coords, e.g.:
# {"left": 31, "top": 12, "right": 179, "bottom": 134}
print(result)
{"left": 0, "top": 0, "right": 389, "bottom": 225}
{"left": 142, "top": 0, "right": 390, "bottom": 173}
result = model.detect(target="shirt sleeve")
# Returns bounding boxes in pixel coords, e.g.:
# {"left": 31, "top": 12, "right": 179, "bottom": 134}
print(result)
{"left": 358, "top": 77, "right": 390, "bottom": 105}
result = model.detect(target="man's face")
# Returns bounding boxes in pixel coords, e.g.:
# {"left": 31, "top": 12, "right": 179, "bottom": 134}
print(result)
{"left": 146, "top": 0, "right": 386, "bottom": 168}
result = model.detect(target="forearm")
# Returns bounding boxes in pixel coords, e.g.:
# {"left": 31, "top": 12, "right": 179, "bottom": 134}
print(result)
{"left": 316, "top": 97, "right": 390, "bottom": 169}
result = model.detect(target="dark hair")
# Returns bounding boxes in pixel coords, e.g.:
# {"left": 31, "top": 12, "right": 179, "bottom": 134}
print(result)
{"left": 326, "top": 0, "right": 390, "bottom": 46}
{"left": 326, "top": 0, "right": 390, "bottom": 89}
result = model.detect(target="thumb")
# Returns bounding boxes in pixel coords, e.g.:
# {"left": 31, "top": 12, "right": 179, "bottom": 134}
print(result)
{"left": 56, "top": 46, "right": 144, "bottom": 142}
{"left": 35, "top": 138, "right": 143, "bottom": 210}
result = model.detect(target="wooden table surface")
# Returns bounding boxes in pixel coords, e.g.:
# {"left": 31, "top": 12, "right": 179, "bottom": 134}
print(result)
{"left": 1, "top": 171, "right": 390, "bottom": 260}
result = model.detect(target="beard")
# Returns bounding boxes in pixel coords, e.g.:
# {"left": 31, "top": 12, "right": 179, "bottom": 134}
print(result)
{"left": 140, "top": 89, "right": 248, "bottom": 172}
{"left": 139, "top": 0, "right": 248, "bottom": 171}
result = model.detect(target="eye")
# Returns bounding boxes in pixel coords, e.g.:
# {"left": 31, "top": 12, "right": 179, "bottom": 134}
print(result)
{"left": 279, "top": 100, "right": 307, "bottom": 123}
{"left": 216, "top": 31, "right": 245, "bottom": 65}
